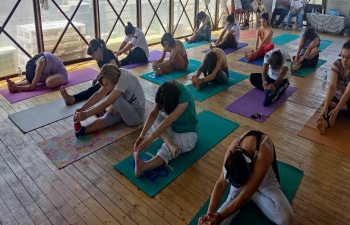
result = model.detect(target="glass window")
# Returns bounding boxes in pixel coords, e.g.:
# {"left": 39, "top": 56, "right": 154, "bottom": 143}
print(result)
{"left": 0, "top": 1, "right": 35, "bottom": 78}
{"left": 173, "top": 0, "right": 195, "bottom": 38}
{"left": 219, "top": 1, "right": 231, "bottom": 28}
{"left": 142, "top": 0, "right": 169, "bottom": 45}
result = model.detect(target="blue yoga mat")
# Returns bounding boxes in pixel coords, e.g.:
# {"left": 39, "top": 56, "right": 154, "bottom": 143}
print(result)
{"left": 319, "top": 40, "right": 332, "bottom": 52}
{"left": 238, "top": 56, "right": 264, "bottom": 66}
{"left": 202, "top": 43, "right": 248, "bottom": 54}
{"left": 114, "top": 110, "right": 239, "bottom": 197}
{"left": 187, "top": 71, "right": 248, "bottom": 102}
{"left": 272, "top": 34, "right": 299, "bottom": 45}
{"left": 140, "top": 59, "right": 201, "bottom": 85}
{"left": 183, "top": 38, "right": 214, "bottom": 49}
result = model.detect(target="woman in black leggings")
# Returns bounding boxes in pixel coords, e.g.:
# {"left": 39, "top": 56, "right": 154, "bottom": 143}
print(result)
{"left": 60, "top": 38, "right": 118, "bottom": 105}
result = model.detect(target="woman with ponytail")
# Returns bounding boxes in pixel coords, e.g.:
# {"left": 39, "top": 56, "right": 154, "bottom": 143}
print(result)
{"left": 191, "top": 47, "right": 229, "bottom": 91}
{"left": 6, "top": 52, "right": 67, "bottom": 92}
{"left": 115, "top": 22, "right": 149, "bottom": 66}
{"left": 185, "top": 11, "right": 211, "bottom": 44}
{"left": 60, "top": 38, "right": 118, "bottom": 105}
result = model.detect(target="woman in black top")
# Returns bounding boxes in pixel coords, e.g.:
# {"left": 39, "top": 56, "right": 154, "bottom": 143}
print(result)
{"left": 60, "top": 39, "right": 118, "bottom": 105}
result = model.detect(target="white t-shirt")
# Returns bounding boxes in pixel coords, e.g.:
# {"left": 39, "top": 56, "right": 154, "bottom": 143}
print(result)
{"left": 263, "top": 49, "right": 291, "bottom": 80}
{"left": 124, "top": 27, "right": 149, "bottom": 58}
{"left": 290, "top": 0, "right": 303, "bottom": 11}
{"left": 224, "top": 21, "right": 240, "bottom": 42}
{"left": 114, "top": 69, "right": 145, "bottom": 109}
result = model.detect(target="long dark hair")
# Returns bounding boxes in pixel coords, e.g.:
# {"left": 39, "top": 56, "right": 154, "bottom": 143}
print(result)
{"left": 304, "top": 27, "right": 317, "bottom": 41}
{"left": 87, "top": 39, "right": 108, "bottom": 55}
{"left": 25, "top": 52, "right": 44, "bottom": 83}
{"left": 125, "top": 22, "right": 135, "bottom": 36}
{"left": 161, "top": 33, "right": 175, "bottom": 47}
{"left": 155, "top": 81, "right": 180, "bottom": 115}
{"left": 261, "top": 12, "right": 270, "bottom": 26}
{"left": 196, "top": 11, "right": 206, "bottom": 28}
{"left": 203, "top": 52, "right": 217, "bottom": 76}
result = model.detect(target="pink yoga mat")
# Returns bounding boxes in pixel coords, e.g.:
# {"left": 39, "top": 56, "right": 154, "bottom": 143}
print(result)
{"left": 240, "top": 29, "right": 257, "bottom": 39}
{"left": 120, "top": 50, "right": 169, "bottom": 69}
{"left": 202, "top": 43, "right": 248, "bottom": 54}
{"left": 0, "top": 68, "right": 99, "bottom": 103}
{"left": 225, "top": 86, "right": 297, "bottom": 122}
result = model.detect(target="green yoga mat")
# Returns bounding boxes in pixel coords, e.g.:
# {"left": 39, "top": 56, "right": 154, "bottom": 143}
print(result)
{"left": 183, "top": 38, "right": 214, "bottom": 49}
{"left": 114, "top": 110, "right": 239, "bottom": 197}
{"left": 272, "top": 34, "right": 299, "bottom": 45}
{"left": 189, "top": 161, "right": 303, "bottom": 225}
{"left": 187, "top": 71, "right": 248, "bottom": 102}
{"left": 292, "top": 59, "right": 327, "bottom": 77}
{"left": 140, "top": 59, "right": 201, "bottom": 85}
{"left": 319, "top": 40, "right": 332, "bottom": 52}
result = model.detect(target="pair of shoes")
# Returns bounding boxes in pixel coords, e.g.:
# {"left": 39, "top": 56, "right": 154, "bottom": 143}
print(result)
{"left": 298, "top": 26, "right": 302, "bottom": 31}
{"left": 284, "top": 26, "right": 292, "bottom": 30}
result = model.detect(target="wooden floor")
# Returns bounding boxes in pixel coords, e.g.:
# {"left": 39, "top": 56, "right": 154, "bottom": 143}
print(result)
{"left": 0, "top": 27, "right": 349, "bottom": 225}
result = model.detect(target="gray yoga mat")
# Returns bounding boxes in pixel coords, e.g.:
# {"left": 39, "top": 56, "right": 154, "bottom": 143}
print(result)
{"left": 9, "top": 99, "right": 85, "bottom": 133}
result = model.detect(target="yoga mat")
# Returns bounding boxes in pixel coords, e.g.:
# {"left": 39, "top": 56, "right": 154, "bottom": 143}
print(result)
{"left": 291, "top": 59, "right": 327, "bottom": 77}
{"left": 186, "top": 71, "right": 248, "bottom": 102}
{"left": 238, "top": 56, "right": 264, "bottom": 66}
{"left": 240, "top": 29, "right": 257, "bottom": 39}
{"left": 298, "top": 106, "right": 350, "bottom": 155}
{"left": 272, "top": 34, "right": 299, "bottom": 45}
{"left": 188, "top": 161, "right": 303, "bottom": 225}
{"left": 0, "top": 68, "right": 99, "bottom": 104}
{"left": 182, "top": 38, "right": 214, "bottom": 49}
{"left": 120, "top": 50, "right": 169, "bottom": 69}
{"left": 140, "top": 59, "right": 202, "bottom": 85}
{"left": 225, "top": 86, "right": 297, "bottom": 122}
{"left": 114, "top": 110, "right": 239, "bottom": 197}
{"left": 38, "top": 100, "right": 155, "bottom": 169}
{"left": 319, "top": 40, "right": 332, "bottom": 52}
{"left": 9, "top": 98, "right": 86, "bottom": 133}
{"left": 202, "top": 43, "right": 248, "bottom": 54}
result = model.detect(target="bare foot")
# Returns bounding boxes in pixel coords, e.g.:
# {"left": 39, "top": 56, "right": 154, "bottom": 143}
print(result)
{"left": 316, "top": 117, "right": 328, "bottom": 135}
{"left": 168, "top": 144, "right": 179, "bottom": 159}
{"left": 133, "top": 151, "right": 145, "bottom": 177}
{"left": 185, "top": 37, "right": 191, "bottom": 44}
{"left": 209, "top": 44, "right": 214, "bottom": 49}
{"left": 244, "top": 52, "right": 250, "bottom": 62}
{"left": 60, "top": 86, "right": 75, "bottom": 105}
{"left": 154, "top": 69, "right": 162, "bottom": 77}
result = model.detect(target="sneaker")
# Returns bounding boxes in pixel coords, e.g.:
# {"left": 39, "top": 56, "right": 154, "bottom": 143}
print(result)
{"left": 298, "top": 26, "right": 302, "bottom": 31}
{"left": 284, "top": 26, "right": 292, "bottom": 30}
{"left": 277, "top": 24, "right": 284, "bottom": 28}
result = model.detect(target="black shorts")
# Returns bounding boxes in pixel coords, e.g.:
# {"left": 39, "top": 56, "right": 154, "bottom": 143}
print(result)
{"left": 301, "top": 53, "right": 319, "bottom": 68}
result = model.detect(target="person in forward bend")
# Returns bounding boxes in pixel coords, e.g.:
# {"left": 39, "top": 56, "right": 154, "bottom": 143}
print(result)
{"left": 133, "top": 80, "right": 198, "bottom": 177}
{"left": 185, "top": 11, "right": 211, "bottom": 44}
{"left": 250, "top": 48, "right": 291, "bottom": 106}
{"left": 73, "top": 64, "right": 145, "bottom": 139}
{"left": 317, "top": 41, "right": 350, "bottom": 135}
{"left": 60, "top": 39, "right": 118, "bottom": 108}
{"left": 291, "top": 27, "right": 320, "bottom": 72}
{"left": 6, "top": 52, "right": 67, "bottom": 92}
{"left": 191, "top": 48, "right": 228, "bottom": 90}
{"left": 244, "top": 13, "right": 274, "bottom": 62}
{"left": 210, "top": 14, "right": 240, "bottom": 50}
{"left": 115, "top": 22, "right": 149, "bottom": 66}
{"left": 198, "top": 130, "right": 294, "bottom": 225}
{"left": 152, "top": 33, "right": 188, "bottom": 76}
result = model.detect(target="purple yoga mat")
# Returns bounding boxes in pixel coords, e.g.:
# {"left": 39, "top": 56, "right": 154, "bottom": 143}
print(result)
{"left": 202, "top": 43, "right": 248, "bottom": 54}
{"left": 0, "top": 68, "right": 99, "bottom": 103}
{"left": 120, "top": 50, "right": 169, "bottom": 69}
{"left": 225, "top": 86, "right": 297, "bottom": 122}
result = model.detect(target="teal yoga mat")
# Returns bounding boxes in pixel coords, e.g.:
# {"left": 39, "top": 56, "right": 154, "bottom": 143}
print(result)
{"left": 292, "top": 59, "right": 327, "bottom": 77}
{"left": 272, "top": 34, "right": 299, "bottom": 45}
{"left": 140, "top": 59, "right": 201, "bottom": 85}
{"left": 187, "top": 71, "right": 248, "bottom": 102}
{"left": 319, "top": 40, "right": 332, "bottom": 52}
{"left": 188, "top": 161, "right": 303, "bottom": 225}
{"left": 114, "top": 110, "right": 239, "bottom": 197}
{"left": 183, "top": 39, "right": 214, "bottom": 49}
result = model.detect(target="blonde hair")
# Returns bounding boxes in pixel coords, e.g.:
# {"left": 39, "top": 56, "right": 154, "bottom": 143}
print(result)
{"left": 98, "top": 64, "right": 121, "bottom": 85}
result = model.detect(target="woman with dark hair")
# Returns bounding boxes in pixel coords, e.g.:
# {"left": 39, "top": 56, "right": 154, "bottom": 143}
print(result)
{"left": 317, "top": 41, "right": 350, "bottom": 135}
{"left": 152, "top": 33, "right": 188, "bottom": 76}
{"left": 6, "top": 52, "right": 67, "bottom": 92}
{"left": 244, "top": 12, "right": 274, "bottom": 62}
{"left": 210, "top": 14, "right": 240, "bottom": 50}
{"left": 198, "top": 130, "right": 293, "bottom": 225}
{"left": 250, "top": 48, "right": 291, "bottom": 106}
{"left": 292, "top": 27, "right": 320, "bottom": 72}
{"left": 60, "top": 38, "right": 118, "bottom": 106}
{"left": 115, "top": 22, "right": 149, "bottom": 66}
{"left": 192, "top": 48, "right": 229, "bottom": 90}
{"left": 73, "top": 64, "right": 145, "bottom": 139}
{"left": 185, "top": 11, "right": 211, "bottom": 44}
{"left": 133, "top": 80, "right": 198, "bottom": 177}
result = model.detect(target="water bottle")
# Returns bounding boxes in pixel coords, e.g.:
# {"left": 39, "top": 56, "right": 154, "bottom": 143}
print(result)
{"left": 18, "top": 67, "right": 22, "bottom": 81}
{"left": 323, "top": 70, "right": 328, "bottom": 83}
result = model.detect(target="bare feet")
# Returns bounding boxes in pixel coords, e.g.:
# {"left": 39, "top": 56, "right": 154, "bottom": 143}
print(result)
{"left": 185, "top": 37, "right": 191, "bottom": 44}
{"left": 168, "top": 143, "right": 179, "bottom": 159}
{"left": 154, "top": 69, "right": 162, "bottom": 77}
{"left": 244, "top": 52, "right": 250, "bottom": 62}
{"left": 316, "top": 117, "right": 328, "bottom": 135}
{"left": 133, "top": 151, "right": 145, "bottom": 177}
{"left": 60, "top": 86, "right": 75, "bottom": 105}
{"left": 209, "top": 43, "right": 214, "bottom": 49}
